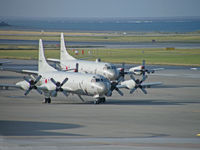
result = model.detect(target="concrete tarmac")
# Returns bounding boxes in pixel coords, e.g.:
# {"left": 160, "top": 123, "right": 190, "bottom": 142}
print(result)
{"left": 0, "top": 61, "right": 200, "bottom": 149}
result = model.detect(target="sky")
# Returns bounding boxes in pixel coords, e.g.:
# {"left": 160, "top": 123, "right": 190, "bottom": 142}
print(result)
{"left": 0, "top": 0, "right": 200, "bottom": 18}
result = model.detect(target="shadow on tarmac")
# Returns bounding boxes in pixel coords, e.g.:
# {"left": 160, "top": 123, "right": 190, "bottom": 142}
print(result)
{"left": 105, "top": 99, "right": 200, "bottom": 106}
{"left": 0, "top": 120, "right": 84, "bottom": 136}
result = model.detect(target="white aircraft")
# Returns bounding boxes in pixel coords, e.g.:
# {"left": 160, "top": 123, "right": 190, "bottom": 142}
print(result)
{"left": 1, "top": 39, "right": 112, "bottom": 104}
{"left": 0, "top": 38, "right": 162, "bottom": 104}
{"left": 128, "top": 60, "right": 164, "bottom": 76}
{"left": 48, "top": 33, "right": 163, "bottom": 80}
{"left": 191, "top": 67, "right": 200, "bottom": 71}
{"left": 48, "top": 33, "right": 121, "bottom": 81}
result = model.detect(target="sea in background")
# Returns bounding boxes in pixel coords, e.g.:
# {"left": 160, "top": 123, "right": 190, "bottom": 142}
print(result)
{"left": 0, "top": 17, "right": 200, "bottom": 32}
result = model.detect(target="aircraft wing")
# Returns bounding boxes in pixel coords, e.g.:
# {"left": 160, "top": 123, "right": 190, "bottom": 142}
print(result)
{"left": 191, "top": 68, "right": 200, "bottom": 70}
{"left": 47, "top": 58, "right": 60, "bottom": 63}
{"left": 141, "top": 82, "right": 162, "bottom": 88}
{"left": 116, "top": 81, "right": 162, "bottom": 89}
{"left": 2, "top": 68, "right": 38, "bottom": 75}
{"left": 21, "top": 70, "right": 38, "bottom": 75}
{"left": 1, "top": 68, "right": 38, "bottom": 75}
{"left": 0, "top": 84, "right": 21, "bottom": 90}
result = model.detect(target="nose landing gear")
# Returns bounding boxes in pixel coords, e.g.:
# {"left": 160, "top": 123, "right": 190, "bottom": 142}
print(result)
{"left": 43, "top": 97, "right": 51, "bottom": 104}
{"left": 94, "top": 97, "right": 106, "bottom": 104}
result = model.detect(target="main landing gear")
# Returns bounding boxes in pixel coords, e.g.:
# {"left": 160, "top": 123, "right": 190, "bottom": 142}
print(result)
{"left": 94, "top": 97, "right": 106, "bottom": 104}
{"left": 43, "top": 97, "right": 51, "bottom": 104}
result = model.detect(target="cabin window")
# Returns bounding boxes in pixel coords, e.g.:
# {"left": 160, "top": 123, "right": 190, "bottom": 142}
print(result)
{"left": 96, "top": 79, "right": 101, "bottom": 82}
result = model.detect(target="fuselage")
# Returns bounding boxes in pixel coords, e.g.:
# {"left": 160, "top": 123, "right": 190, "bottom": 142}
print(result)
{"left": 17, "top": 71, "right": 111, "bottom": 97}
{"left": 39, "top": 71, "right": 110, "bottom": 97}
{"left": 60, "top": 60, "right": 119, "bottom": 81}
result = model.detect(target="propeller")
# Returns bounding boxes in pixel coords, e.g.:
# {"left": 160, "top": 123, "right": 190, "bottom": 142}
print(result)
{"left": 50, "top": 78, "right": 68, "bottom": 96}
{"left": 129, "top": 74, "right": 147, "bottom": 94}
{"left": 140, "top": 60, "right": 155, "bottom": 76}
{"left": 110, "top": 77, "right": 124, "bottom": 96}
{"left": 119, "top": 62, "right": 126, "bottom": 81}
{"left": 23, "top": 75, "right": 42, "bottom": 95}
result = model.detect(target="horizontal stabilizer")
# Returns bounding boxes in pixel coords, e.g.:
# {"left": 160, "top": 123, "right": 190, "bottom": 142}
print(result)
{"left": 22, "top": 70, "right": 38, "bottom": 75}
{"left": 47, "top": 58, "right": 60, "bottom": 63}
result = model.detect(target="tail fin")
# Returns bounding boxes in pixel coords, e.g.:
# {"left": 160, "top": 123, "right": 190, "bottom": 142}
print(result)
{"left": 38, "top": 39, "right": 56, "bottom": 73}
{"left": 60, "top": 33, "right": 76, "bottom": 62}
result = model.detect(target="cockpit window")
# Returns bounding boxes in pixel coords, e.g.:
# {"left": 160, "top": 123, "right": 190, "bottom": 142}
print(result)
{"left": 111, "top": 66, "right": 116, "bottom": 69}
{"left": 96, "top": 79, "right": 101, "bottom": 82}
{"left": 104, "top": 65, "right": 116, "bottom": 70}
{"left": 91, "top": 77, "right": 105, "bottom": 82}
{"left": 91, "top": 78, "right": 101, "bottom": 82}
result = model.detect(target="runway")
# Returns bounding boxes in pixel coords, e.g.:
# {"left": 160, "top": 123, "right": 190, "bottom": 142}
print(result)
{"left": 0, "top": 60, "right": 200, "bottom": 149}
{"left": 1, "top": 39, "right": 200, "bottom": 49}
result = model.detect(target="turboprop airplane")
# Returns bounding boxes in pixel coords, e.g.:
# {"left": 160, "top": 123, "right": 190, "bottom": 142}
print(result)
{"left": 48, "top": 33, "right": 121, "bottom": 81}
{"left": 0, "top": 39, "right": 112, "bottom": 104}
{"left": 48, "top": 33, "right": 163, "bottom": 80}
{"left": 128, "top": 60, "right": 164, "bottom": 76}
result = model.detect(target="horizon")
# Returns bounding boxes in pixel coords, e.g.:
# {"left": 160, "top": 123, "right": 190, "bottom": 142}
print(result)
{"left": 1, "top": 0, "right": 200, "bottom": 18}
{"left": 1, "top": 16, "right": 200, "bottom": 20}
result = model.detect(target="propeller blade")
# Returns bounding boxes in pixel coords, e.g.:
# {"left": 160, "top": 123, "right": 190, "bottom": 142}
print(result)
{"left": 110, "top": 81, "right": 123, "bottom": 96}
{"left": 140, "top": 87, "right": 147, "bottom": 94}
{"left": 115, "top": 88, "right": 124, "bottom": 96}
{"left": 62, "top": 90, "right": 68, "bottom": 97}
{"left": 30, "top": 75, "right": 36, "bottom": 80}
{"left": 106, "top": 90, "right": 112, "bottom": 97}
{"left": 142, "top": 60, "right": 145, "bottom": 67}
{"left": 36, "top": 88, "right": 43, "bottom": 95}
{"left": 51, "top": 90, "right": 57, "bottom": 97}
{"left": 140, "top": 75, "right": 147, "bottom": 83}
{"left": 34, "top": 75, "right": 42, "bottom": 84}
{"left": 117, "top": 76, "right": 124, "bottom": 83}
{"left": 23, "top": 76, "right": 30, "bottom": 83}
{"left": 130, "top": 74, "right": 136, "bottom": 81}
{"left": 50, "top": 78, "right": 57, "bottom": 86}
{"left": 78, "top": 94, "right": 85, "bottom": 102}
{"left": 24, "top": 88, "right": 31, "bottom": 96}
{"left": 130, "top": 88, "right": 136, "bottom": 94}
{"left": 61, "top": 78, "right": 68, "bottom": 86}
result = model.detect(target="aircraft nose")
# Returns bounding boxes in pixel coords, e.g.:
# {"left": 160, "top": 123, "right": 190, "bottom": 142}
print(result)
{"left": 106, "top": 70, "right": 118, "bottom": 81}
{"left": 96, "top": 82, "right": 109, "bottom": 94}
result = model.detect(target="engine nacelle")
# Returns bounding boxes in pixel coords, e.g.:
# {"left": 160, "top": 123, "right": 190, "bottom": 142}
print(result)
{"left": 16, "top": 80, "right": 29, "bottom": 90}
{"left": 129, "top": 66, "right": 143, "bottom": 75}
{"left": 120, "top": 79, "right": 136, "bottom": 89}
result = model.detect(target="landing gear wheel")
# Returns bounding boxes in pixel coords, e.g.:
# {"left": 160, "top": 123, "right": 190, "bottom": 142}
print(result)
{"left": 94, "top": 99, "right": 100, "bottom": 104}
{"left": 94, "top": 97, "right": 106, "bottom": 104}
{"left": 43, "top": 98, "right": 48, "bottom": 104}
{"left": 47, "top": 98, "right": 51, "bottom": 103}
{"left": 43, "top": 98, "right": 51, "bottom": 104}
{"left": 101, "top": 97, "right": 106, "bottom": 103}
